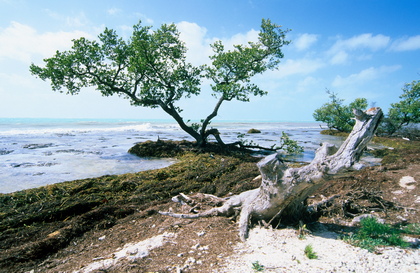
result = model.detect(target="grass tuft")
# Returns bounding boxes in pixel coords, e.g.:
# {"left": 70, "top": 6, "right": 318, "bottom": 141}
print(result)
{"left": 304, "top": 244, "right": 318, "bottom": 259}
{"left": 252, "top": 260, "right": 265, "bottom": 271}
{"left": 343, "top": 217, "right": 410, "bottom": 252}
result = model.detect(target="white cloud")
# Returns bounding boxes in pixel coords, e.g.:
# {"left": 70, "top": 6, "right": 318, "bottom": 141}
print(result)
{"left": 177, "top": 21, "right": 260, "bottom": 66}
{"left": 332, "top": 65, "right": 401, "bottom": 87}
{"left": 391, "top": 35, "right": 420, "bottom": 51}
{"left": 294, "top": 33, "right": 318, "bottom": 51}
{"left": 65, "top": 12, "right": 89, "bottom": 27}
{"left": 177, "top": 21, "right": 212, "bottom": 65}
{"left": 269, "top": 58, "right": 325, "bottom": 78}
{"left": 330, "top": 50, "right": 348, "bottom": 65}
{"left": 327, "top": 33, "right": 390, "bottom": 65}
{"left": 296, "top": 76, "right": 321, "bottom": 93}
{"left": 222, "top": 29, "right": 259, "bottom": 50}
{"left": 45, "top": 9, "right": 89, "bottom": 28}
{"left": 330, "top": 33, "right": 390, "bottom": 52}
{"left": 133, "top": 13, "right": 154, "bottom": 25}
{"left": 0, "top": 21, "right": 91, "bottom": 63}
{"left": 107, "top": 8, "right": 121, "bottom": 15}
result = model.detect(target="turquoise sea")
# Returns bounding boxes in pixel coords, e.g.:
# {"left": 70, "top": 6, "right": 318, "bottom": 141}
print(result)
{"left": 0, "top": 118, "right": 341, "bottom": 193}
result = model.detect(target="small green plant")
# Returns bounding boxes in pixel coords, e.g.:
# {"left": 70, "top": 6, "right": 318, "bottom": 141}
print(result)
{"left": 297, "top": 221, "right": 310, "bottom": 240}
{"left": 304, "top": 244, "right": 318, "bottom": 259}
{"left": 401, "top": 223, "right": 420, "bottom": 235}
{"left": 252, "top": 260, "right": 265, "bottom": 272}
{"left": 343, "top": 217, "right": 410, "bottom": 252}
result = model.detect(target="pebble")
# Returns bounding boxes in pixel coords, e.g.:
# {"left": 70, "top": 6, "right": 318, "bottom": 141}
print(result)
{"left": 217, "top": 227, "right": 420, "bottom": 273}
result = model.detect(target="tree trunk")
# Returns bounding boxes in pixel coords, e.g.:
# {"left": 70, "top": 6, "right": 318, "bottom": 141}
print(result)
{"left": 160, "top": 107, "right": 383, "bottom": 240}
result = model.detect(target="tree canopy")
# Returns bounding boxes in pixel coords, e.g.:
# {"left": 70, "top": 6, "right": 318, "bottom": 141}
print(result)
{"left": 30, "top": 19, "right": 290, "bottom": 148}
{"left": 380, "top": 80, "right": 420, "bottom": 135}
{"left": 313, "top": 90, "right": 368, "bottom": 132}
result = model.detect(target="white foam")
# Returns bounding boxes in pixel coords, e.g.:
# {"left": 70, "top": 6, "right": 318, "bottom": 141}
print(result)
{"left": 0, "top": 123, "right": 159, "bottom": 136}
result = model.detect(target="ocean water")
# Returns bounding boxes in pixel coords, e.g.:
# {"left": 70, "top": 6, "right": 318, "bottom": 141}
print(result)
{"left": 0, "top": 118, "right": 341, "bottom": 193}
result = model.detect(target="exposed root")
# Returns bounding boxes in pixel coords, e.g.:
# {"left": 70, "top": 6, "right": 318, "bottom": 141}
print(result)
{"left": 307, "top": 194, "right": 341, "bottom": 213}
{"left": 160, "top": 108, "right": 383, "bottom": 241}
{"left": 159, "top": 189, "right": 260, "bottom": 240}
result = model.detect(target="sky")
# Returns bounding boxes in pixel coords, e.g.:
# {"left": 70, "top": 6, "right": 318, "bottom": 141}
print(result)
{"left": 1, "top": 0, "right": 419, "bottom": 122}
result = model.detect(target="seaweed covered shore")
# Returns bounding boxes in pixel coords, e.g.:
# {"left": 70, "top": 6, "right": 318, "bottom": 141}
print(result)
{"left": 0, "top": 138, "right": 419, "bottom": 272}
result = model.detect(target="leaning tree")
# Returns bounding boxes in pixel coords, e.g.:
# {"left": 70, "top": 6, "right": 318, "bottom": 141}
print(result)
{"left": 160, "top": 107, "right": 383, "bottom": 240}
{"left": 30, "top": 19, "right": 290, "bottom": 147}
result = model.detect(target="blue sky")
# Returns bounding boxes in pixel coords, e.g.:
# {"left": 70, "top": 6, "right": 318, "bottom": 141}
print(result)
{"left": 1, "top": 0, "right": 419, "bottom": 122}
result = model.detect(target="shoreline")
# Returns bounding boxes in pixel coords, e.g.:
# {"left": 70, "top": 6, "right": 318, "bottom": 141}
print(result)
{"left": 0, "top": 120, "right": 330, "bottom": 193}
{"left": 0, "top": 137, "right": 419, "bottom": 272}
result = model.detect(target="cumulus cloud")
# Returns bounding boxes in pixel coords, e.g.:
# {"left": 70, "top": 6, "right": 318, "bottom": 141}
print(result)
{"left": 177, "top": 21, "right": 260, "bottom": 66}
{"left": 327, "top": 33, "right": 390, "bottom": 64}
{"left": 0, "top": 21, "right": 91, "bottom": 63}
{"left": 391, "top": 35, "right": 420, "bottom": 51}
{"left": 330, "top": 33, "right": 390, "bottom": 52}
{"left": 294, "top": 33, "right": 318, "bottom": 51}
{"left": 332, "top": 65, "right": 401, "bottom": 87}
{"left": 176, "top": 21, "right": 212, "bottom": 65}
{"left": 222, "top": 29, "right": 260, "bottom": 50}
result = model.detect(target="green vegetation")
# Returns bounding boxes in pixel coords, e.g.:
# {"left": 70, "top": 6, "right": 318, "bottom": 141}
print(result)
{"left": 297, "top": 221, "right": 310, "bottom": 240}
{"left": 236, "top": 131, "right": 303, "bottom": 154}
{"left": 313, "top": 90, "right": 368, "bottom": 132}
{"left": 400, "top": 223, "right": 420, "bottom": 235}
{"left": 342, "top": 217, "right": 411, "bottom": 252}
{"left": 369, "top": 136, "right": 420, "bottom": 165}
{"left": 252, "top": 261, "right": 265, "bottom": 271}
{"left": 0, "top": 150, "right": 261, "bottom": 265}
{"left": 304, "top": 244, "right": 318, "bottom": 259}
{"left": 379, "top": 80, "right": 420, "bottom": 136}
{"left": 315, "top": 80, "right": 419, "bottom": 137}
{"left": 30, "top": 19, "right": 290, "bottom": 148}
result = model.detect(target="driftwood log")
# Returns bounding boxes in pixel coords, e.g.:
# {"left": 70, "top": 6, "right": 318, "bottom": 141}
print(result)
{"left": 160, "top": 107, "right": 383, "bottom": 240}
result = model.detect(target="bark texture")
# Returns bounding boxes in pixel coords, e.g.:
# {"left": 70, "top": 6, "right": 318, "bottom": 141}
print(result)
{"left": 160, "top": 107, "right": 383, "bottom": 240}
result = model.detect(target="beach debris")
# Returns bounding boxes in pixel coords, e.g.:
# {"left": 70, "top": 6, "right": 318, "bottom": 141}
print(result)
{"left": 74, "top": 232, "right": 175, "bottom": 273}
{"left": 160, "top": 108, "right": 383, "bottom": 241}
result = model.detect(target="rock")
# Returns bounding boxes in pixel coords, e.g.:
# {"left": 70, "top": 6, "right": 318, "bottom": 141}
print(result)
{"left": 351, "top": 214, "right": 385, "bottom": 226}
{"left": 23, "top": 143, "right": 54, "bottom": 149}
{"left": 74, "top": 232, "right": 175, "bottom": 273}
{"left": 352, "top": 163, "right": 365, "bottom": 170}
{"left": 0, "top": 149, "right": 13, "bottom": 155}
{"left": 247, "top": 128, "right": 261, "bottom": 134}
{"left": 399, "top": 176, "right": 416, "bottom": 190}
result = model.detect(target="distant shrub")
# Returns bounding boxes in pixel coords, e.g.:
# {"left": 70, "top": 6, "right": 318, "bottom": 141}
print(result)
{"left": 313, "top": 90, "right": 368, "bottom": 133}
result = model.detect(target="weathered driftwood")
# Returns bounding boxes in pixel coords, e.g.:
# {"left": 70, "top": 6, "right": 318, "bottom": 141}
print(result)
{"left": 160, "top": 107, "right": 383, "bottom": 240}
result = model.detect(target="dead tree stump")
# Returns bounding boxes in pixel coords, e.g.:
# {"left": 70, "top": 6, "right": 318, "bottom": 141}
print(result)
{"left": 160, "top": 107, "right": 383, "bottom": 240}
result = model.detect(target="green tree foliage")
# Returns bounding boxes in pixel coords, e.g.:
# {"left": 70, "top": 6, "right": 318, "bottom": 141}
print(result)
{"left": 30, "top": 19, "right": 290, "bottom": 147}
{"left": 313, "top": 90, "right": 368, "bottom": 132}
{"left": 380, "top": 80, "right": 420, "bottom": 135}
